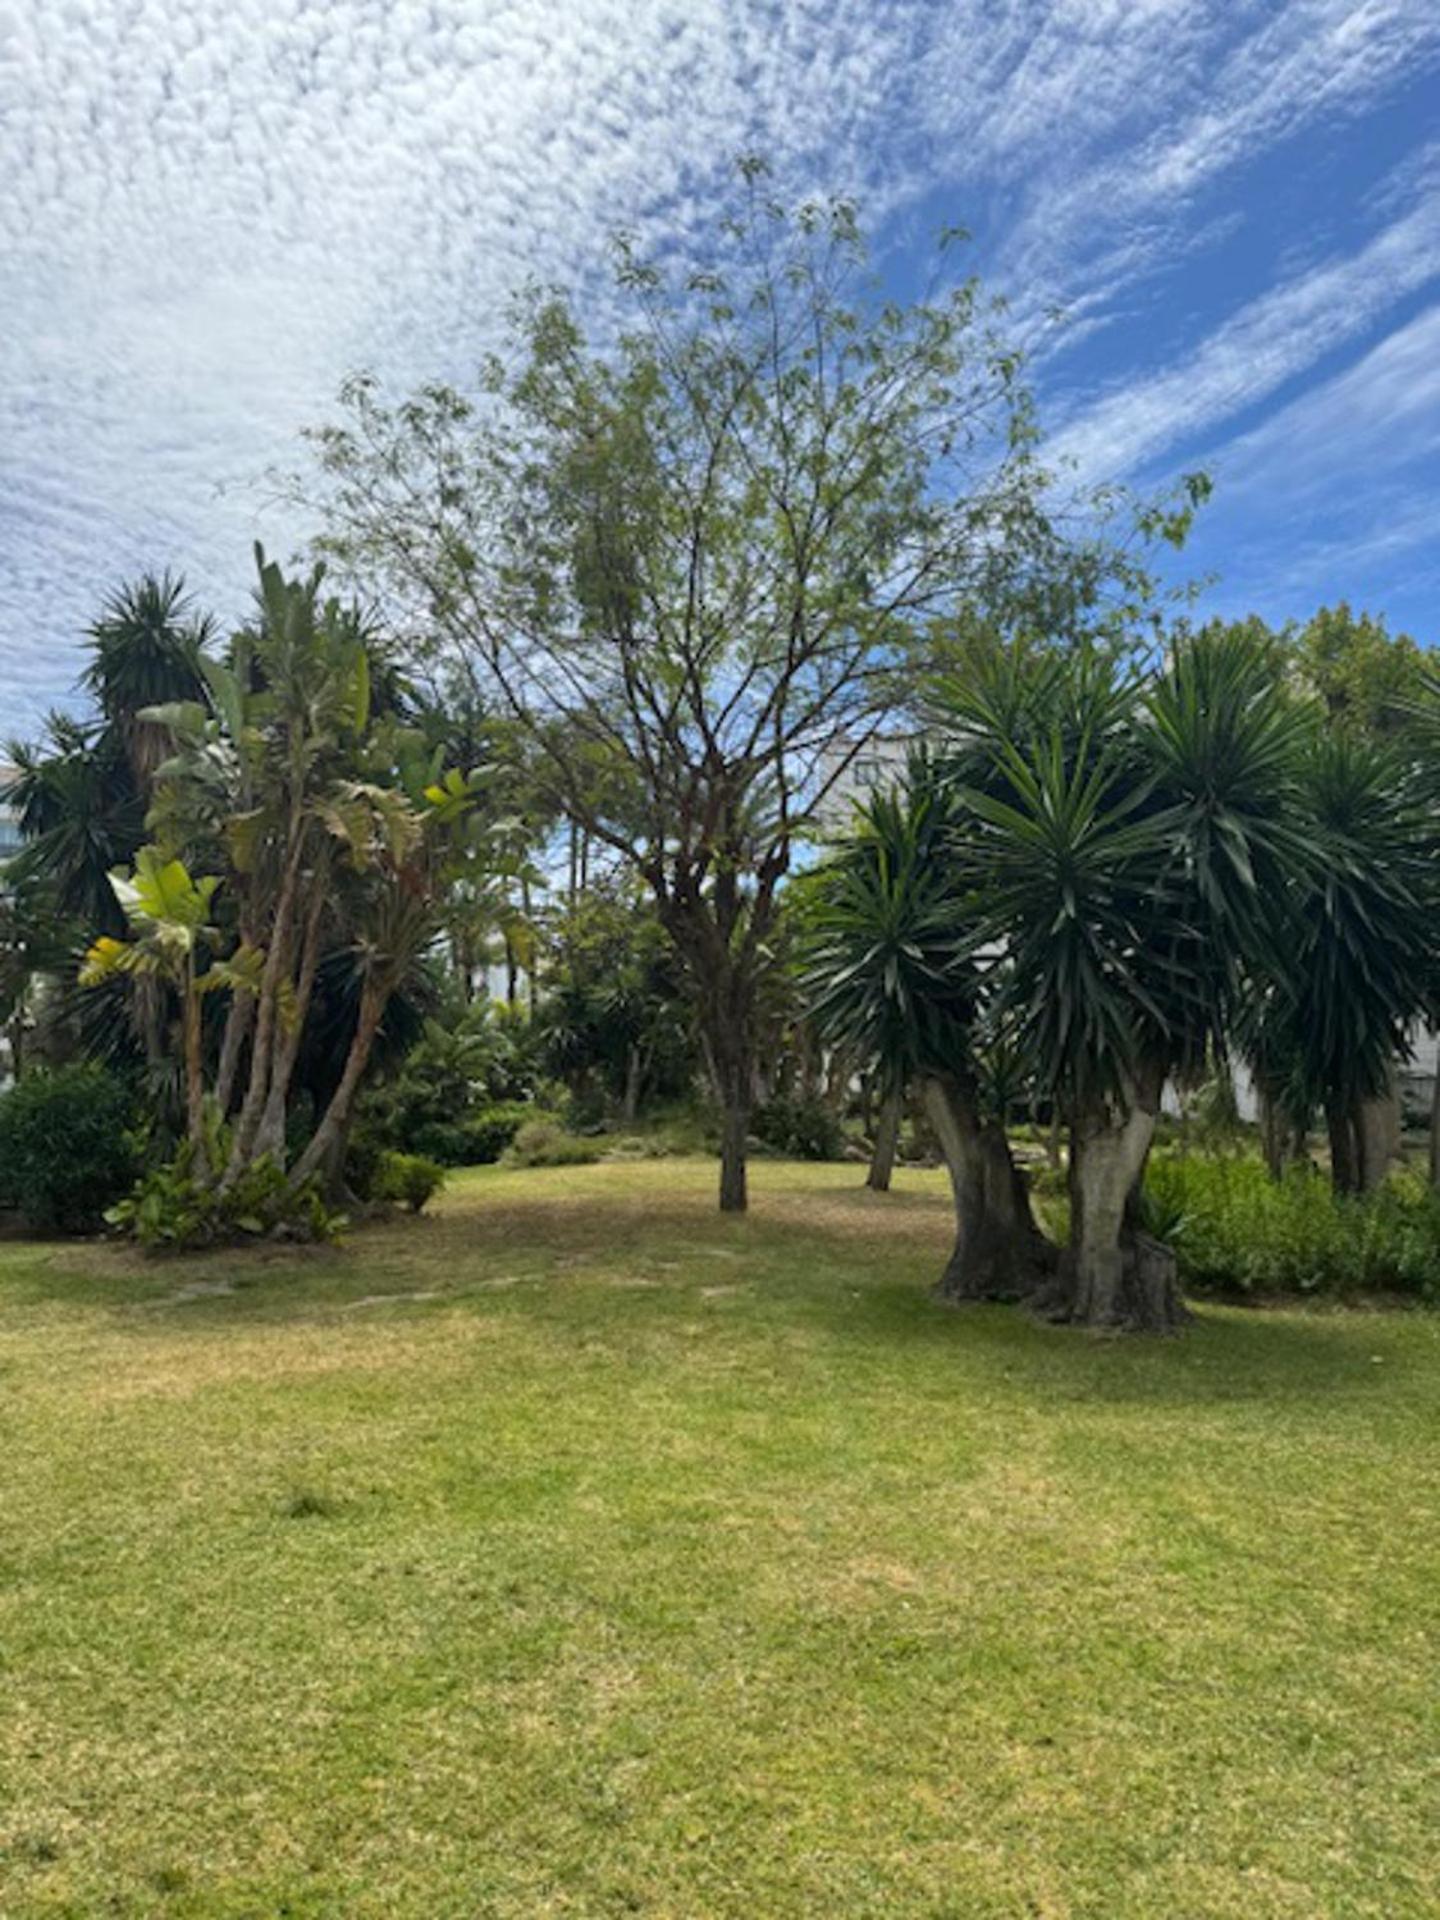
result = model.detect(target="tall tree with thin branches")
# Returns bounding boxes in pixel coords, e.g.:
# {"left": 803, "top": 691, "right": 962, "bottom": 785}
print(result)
{"left": 297, "top": 161, "right": 1200, "bottom": 1212}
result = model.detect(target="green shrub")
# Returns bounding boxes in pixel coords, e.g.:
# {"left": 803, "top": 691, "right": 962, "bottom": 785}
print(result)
{"left": 459, "top": 1102, "right": 539, "bottom": 1164}
{"left": 356, "top": 1006, "right": 545, "bottom": 1164}
{"left": 1143, "top": 1154, "right": 1440, "bottom": 1299}
{"left": 0, "top": 1065, "right": 142, "bottom": 1232}
{"left": 371, "top": 1150, "right": 446, "bottom": 1213}
{"left": 751, "top": 1096, "right": 844, "bottom": 1162}
{"left": 108, "top": 1148, "right": 346, "bottom": 1252}
{"left": 501, "top": 1120, "right": 601, "bottom": 1169}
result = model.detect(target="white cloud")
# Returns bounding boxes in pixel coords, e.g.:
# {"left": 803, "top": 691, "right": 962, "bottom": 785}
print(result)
{"left": 2, "top": 0, "right": 1439, "bottom": 727}
{"left": 1046, "top": 154, "right": 1440, "bottom": 482}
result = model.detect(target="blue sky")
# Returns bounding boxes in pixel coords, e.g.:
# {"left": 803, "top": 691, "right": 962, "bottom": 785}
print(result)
{"left": 2, "top": 1, "right": 1438, "bottom": 731}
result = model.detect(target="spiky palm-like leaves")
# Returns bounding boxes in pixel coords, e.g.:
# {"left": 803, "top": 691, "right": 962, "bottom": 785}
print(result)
{"left": 801, "top": 774, "right": 978, "bottom": 1097}
{"left": 1246, "top": 733, "right": 1431, "bottom": 1187}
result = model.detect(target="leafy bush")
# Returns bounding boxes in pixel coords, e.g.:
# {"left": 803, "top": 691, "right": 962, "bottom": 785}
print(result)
{"left": 0, "top": 1065, "right": 142, "bottom": 1232}
{"left": 751, "top": 1096, "right": 844, "bottom": 1162}
{"left": 458, "top": 1102, "right": 539, "bottom": 1164}
{"left": 501, "top": 1120, "right": 601, "bottom": 1169}
{"left": 357, "top": 1006, "right": 546, "bottom": 1164}
{"left": 1143, "top": 1154, "right": 1440, "bottom": 1299}
{"left": 371, "top": 1150, "right": 446, "bottom": 1213}
{"left": 108, "top": 1148, "right": 345, "bottom": 1252}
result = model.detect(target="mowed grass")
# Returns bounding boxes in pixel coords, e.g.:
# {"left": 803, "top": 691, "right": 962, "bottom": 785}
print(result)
{"left": 1, "top": 1161, "right": 1437, "bottom": 1919}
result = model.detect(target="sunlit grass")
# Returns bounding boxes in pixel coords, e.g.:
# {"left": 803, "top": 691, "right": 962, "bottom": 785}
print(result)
{"left": 2, "top": 1158, "right": 1437, "bottom": 1916}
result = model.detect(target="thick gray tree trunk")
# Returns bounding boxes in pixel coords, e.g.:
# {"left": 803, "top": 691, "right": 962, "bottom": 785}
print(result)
{"left": 1355, "top": 1060, "right": 1403, "bottom": 1193}
{"left": 921, "top": 1075, "right": 1054, "bottom": 1303}
{"left": 866, "top": 1091, "right": 902, "bottom": 1192}
{"left": 1258, "top": 1085, "right": 1287, "bottom": 1181}
{"left": 1062, "top": 1065, "right": 1185, "bottom": 1332}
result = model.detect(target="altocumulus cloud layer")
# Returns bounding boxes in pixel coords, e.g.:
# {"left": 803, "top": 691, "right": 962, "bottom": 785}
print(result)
{"left": 3, "top": 0, "right": 1439, "bottom": 725}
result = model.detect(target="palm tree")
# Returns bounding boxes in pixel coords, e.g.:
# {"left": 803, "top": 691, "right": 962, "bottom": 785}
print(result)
{"left": 83, "top": 573, "right": 213, "bottom": 787}
{"left": 1245, "top": 731, "right": 1432, "bottom": 1194}
{"left": 936, "top": 626, "right": 1310, "bottom": 1329}
{"left": 2, "top": 721, "right": 139, "bottom": 937}
{"left": 802, "top": 772, "right": 1053, "bottom": 1303}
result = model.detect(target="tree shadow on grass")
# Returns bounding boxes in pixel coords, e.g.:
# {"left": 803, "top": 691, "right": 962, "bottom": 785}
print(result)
{"left": 0, "top": 1170, "right": 1421, "bottom": 1415}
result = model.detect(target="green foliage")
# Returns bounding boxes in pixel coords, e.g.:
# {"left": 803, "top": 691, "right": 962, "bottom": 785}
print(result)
{"left": 751, "top": 1096, "right": 845, "bottom": 1162}
{"left": 0, "top": 1065, "right": 141, "bottom": 1232}
{"left": 1289, "top": 602, "right": 1428, "bottom": 741}
{"left": 357, "top": 1006, "right": 544, "bottom": 1164}
{"left": 534, "top": 882, "right": 696, "bottom": 1117}
{"left": 108, "top": 1147, "right": 345, "bottom": 1252}
{"left": 501, "top": 1119, "right": 601, "bottom": 1169}
{"left": 1144, "top": 1154, "right": 1440, "bottom": 1299}
{"left": 800, "top": 774, "right": 978, "bottom": 1095}
{"left": 459, "top": 1102, "right": 539, "bottom": 1164}
{"left": 371, "top": 1150, "right": 446, "bottom": 1213}
{"left": 1246, "top": 733, "right": 1432, "bottom": 1127}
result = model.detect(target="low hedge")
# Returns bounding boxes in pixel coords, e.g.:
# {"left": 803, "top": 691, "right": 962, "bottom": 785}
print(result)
{"left": 1144, "top": 1154, "right": 1440, "bottom": 1300}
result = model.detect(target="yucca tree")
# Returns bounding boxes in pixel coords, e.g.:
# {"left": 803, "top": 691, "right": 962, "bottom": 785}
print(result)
{"left": 802, "top": 772, "right": 1054, "bottom": 1302}
{"left": 942, "top": 626, "right": 1309, "bottom": 1329}
{"left": 2, "top": 721, "right": 139, "bottom": 938}
{"left": 1245, "top": 730, "right": 1433, "bottom": 1194}
{"left": 84, "top": 573, "right": 213, "bottom": 787}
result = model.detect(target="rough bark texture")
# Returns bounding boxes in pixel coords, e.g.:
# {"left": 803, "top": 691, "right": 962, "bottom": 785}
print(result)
{"left": 717, "top": 1098, "right": 749, "bottom": 1214}
{"left": 687, "top": 950, "right": 758, "bottom": 1216}
{"left": 1258, "top": 1086, "right": 1287, "bottom": 1181}
{"left": 1355, "top": 1095, "right": 1395, "bottom": 1194}
{"left": 1058, "top": 1066, "right": 1187, "bottom": 1333}
{"left": 1355, "top": 1064, "right": 1403, "bottom": 1194}
{"left": 865, "top": 1091, "right": 902, "bottom": 1192}
{"left": 921, "top": 1075, "right": 1054, "bottom": 1303}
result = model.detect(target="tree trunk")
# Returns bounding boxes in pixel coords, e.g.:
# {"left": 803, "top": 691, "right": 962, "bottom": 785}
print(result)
{"left": 291, "top": 979, "right": 387, "bottom": 1188}
{"left": 921, "top": 1075, "right": 1053, "bottom": 1303}
{"left": 622, "top": 1043, "right": 642, "bottom": 1125}
{"left": 226, "top": 826, "right": 308, "bottom": 1184}
{"left": 1258, "top": 1085, "right": 1287, "bottom": 1181}
{"left": 215, "top": 991, "right": 254, "bottom": 1118}
{"left": 718, "top": 1097, "right": 749, "bottom": 1213}
{"left": 866, "top": 1090, "right": 902, "bottom": 1192}
{"left": 1356, "top": 1094, "right": 1397, "bottom": 1195}
{"left": 254, "top": 880, "right": 328, "bottom": 1163}
{"left": 1355, "top": 1058, "right": 1402, "bottom": 1194}
{"left": 183, "top": 974, "right": 207, "bottom": 1177}
{"left": 1325, "top": 1096, "right": 1359, "bottom": 1195}
{"left": 1063, "top": 1066, "right": 1185, "bottom": 1332}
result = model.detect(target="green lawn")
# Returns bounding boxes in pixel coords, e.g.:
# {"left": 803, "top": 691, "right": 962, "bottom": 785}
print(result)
{"left": 2, "top": 1159, "right": 1437, "bottom": 1918}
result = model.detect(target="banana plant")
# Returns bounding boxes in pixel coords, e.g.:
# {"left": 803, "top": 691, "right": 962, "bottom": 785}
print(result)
{"left": 80, "top": 848, "right": 254, "bottom": 1172}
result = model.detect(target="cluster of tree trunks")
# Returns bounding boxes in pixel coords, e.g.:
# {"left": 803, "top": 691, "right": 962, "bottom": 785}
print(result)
{"left": 912, "top": 1065, "right": 1186, "bottom": 1334}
